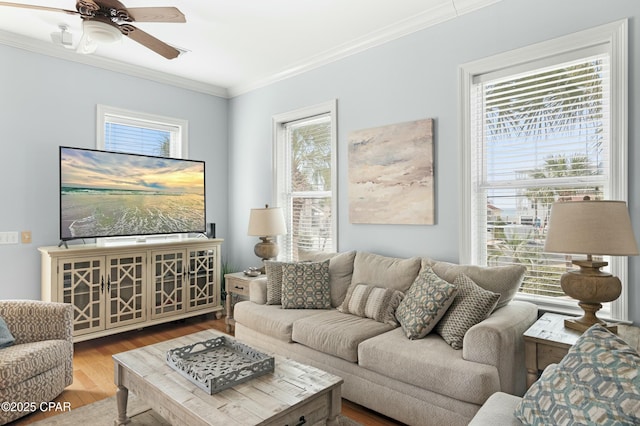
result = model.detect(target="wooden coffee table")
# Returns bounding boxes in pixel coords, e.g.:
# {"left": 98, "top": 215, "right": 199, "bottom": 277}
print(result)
{"left": 113, "top": 330, "right": 343, "bottom": 426}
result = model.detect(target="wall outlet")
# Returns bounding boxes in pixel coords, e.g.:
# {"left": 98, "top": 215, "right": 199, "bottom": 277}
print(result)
{"left": 21, "top": 231, "right": 32, "bottom": 244}
{"left": 0, "top": 232, "right": 19, "bottom": 244}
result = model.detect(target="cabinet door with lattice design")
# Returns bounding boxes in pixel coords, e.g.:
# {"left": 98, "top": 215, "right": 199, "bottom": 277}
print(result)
{"left": 106, "top": 253, "right": 146, "bottom": 328}
{"left": 151, "top": 250, "right": 186, "bottom": 318}
{"left": 187, "top": 247, "right": 218, "bottom": 312}
{"left": 58, "top": 256, "right": 105, "bottom": 336}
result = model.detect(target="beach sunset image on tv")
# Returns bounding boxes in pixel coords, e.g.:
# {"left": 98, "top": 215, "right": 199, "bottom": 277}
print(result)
{"left": 60, "top": 147, "right": 206, "bottom": 240}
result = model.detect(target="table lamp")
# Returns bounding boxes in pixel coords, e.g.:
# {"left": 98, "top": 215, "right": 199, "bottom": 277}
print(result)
{"left": 247, "top": 205, "right": 287, "bottom": 273}
{"left": 544, "top": 200, "right": 638, "bottom": 332}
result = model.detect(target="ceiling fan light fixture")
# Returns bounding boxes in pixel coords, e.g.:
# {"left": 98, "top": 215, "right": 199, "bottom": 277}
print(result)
{"left": 82, "top": 20, "right": 122, "bottom": 44}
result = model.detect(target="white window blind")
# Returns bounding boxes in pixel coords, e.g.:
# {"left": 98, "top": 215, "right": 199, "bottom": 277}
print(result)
{"left": 461, "top": 21, "right": 628, "bottom": 320}
{"left": 97, "top": 105, "right": 187, "bottom": 158}
{"left": 471, "top": 53, "right": 611, "bottom": 304}
{"left": 282, "top": 115, "right": 334, "bottom": 260}
{"left": 273, "top": 101, "right": 337, "bottom": 262}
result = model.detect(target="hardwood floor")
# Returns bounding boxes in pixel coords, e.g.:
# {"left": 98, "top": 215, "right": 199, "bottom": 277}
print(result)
{"left": 12, "top": 315, "right": 402, "bottom": 426}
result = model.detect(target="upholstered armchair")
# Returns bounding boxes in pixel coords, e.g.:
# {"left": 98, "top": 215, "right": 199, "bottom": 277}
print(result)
{"left": 0, "top": 300, "right": 73, "bottom": 425}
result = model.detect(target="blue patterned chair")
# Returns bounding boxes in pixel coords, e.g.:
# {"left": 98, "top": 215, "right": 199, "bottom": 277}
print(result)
{"left": 0, "top": 300, "right": 73, "bottom": 425}
{"left": 469, "top": 324, "right": 640, "bottom": 425}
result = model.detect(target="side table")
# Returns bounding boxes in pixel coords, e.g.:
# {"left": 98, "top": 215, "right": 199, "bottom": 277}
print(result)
{"left": 523, "top": 312, "right": 640, "bottom": 388}
{"left": 224, "top": 272, "right": 261, "bottom": 333}
{"left": 523, "top": 313, "right": 580, "bottom": 389}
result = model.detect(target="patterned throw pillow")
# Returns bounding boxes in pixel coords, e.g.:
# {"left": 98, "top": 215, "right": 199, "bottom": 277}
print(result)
{"left": 0, "top": 316, "right": 15, "bottom": 348}
{"left": 395, "top": 267, "right": 458, "bottom": 339}
{"left": 435, "top": 273, "right": 500, "bottom": 349}
{"left": 514, "top": 324, "right": 640, "bottom": 426}
{"left": 264, "top": 261, "right": 285, "bottom": 305}
{"left": 281, "top": 260, "right": 331, "bottom": 309}
{"left": 338, "top": 283, "right": 404, "bottom": 326}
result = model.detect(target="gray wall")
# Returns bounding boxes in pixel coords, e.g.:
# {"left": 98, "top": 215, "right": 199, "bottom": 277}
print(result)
{"left": 0, "top": 45, "right": 228, "bottom": 300}
{"left": 227, "top": 0, "right": 640, "bottom": 323}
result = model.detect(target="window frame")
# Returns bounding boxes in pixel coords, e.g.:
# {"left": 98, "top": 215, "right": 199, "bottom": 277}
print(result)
{"left": 96, "top": 104, "right": 188, "bottom": 158}
{"left": 459, "top": 20, "right": 628, "bottom": 320}
{"left": 272, "top": 100, "right": 338, "bottom": 261}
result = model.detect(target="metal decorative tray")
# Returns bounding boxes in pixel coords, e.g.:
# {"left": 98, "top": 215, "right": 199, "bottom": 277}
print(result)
{"left": 166, "top": 336, "right": 275, "bottom": 394}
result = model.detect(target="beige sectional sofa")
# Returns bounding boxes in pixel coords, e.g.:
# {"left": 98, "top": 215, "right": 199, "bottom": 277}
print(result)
{"left": 234, "top": 251, "right": 538, "bottom": 426}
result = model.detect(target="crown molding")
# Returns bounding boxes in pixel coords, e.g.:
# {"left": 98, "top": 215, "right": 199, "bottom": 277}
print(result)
{"left": 1, "top": 0, "right": 501, "bottom": 99}
{"left": 0, "top": 29, "right": 229, "bottom": 98}
{"left": 227, "top": 0, "right": 503, "bottom": 97}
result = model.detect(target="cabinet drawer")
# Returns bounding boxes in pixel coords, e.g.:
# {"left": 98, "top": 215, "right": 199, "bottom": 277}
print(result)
{"left": 227, "top": 278, "right": 250, "bottom": 297}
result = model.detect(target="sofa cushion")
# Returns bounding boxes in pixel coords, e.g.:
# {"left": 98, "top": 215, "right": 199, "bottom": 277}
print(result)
{"left": 292, "top": 310, "right": 395, "bottom": 362}
{"left": 514, "top": 324, "right": 640, "bottom": 426}
{"left": 358, "top": 327, "right": 501, "bottom": 405}
{"left": 281, "top": 260, "right": 331, "bottom": 309}
{"left": 0, "top": 340, "right": 72, "bottom": 389}
{"left": 352, "top": 252, "right": 422, "bottom": 293}
{"left": 424, "top": 258, "right": 525, "bottom": 309}
{"left": 265, "top": 261, "right": 285, "bottom": 305}
{"left": 337, "top": 283, "right": 404, "bottom": 326}
{"left": 435, "top": 273, "right": 500, "bottom": 349}
{"left": 396, "top": 267, "right": 458, "bottom": 339}
{"left": 0, "top": 316, "right": 15, "bottom": 348}
{"left": 299, "top": 251, "right": 357, "bottom": 307}
{"left": 233, "top": 301, "right": 326, "bottom": 342}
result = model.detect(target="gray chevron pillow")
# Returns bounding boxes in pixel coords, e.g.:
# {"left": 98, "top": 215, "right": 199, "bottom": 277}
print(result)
{"left": 435, "top": 273, "right": 500, "bottom": 349}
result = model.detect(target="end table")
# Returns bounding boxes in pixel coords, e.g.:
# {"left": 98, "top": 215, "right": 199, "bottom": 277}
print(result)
{"left": 224, "top": 272, "right": 262, "bottom": 333}
{"left": 523, "top": 312, "right": 640, "bottom": 388}
{"left": 523, "top": 313, "right": 580, "bottom": 388}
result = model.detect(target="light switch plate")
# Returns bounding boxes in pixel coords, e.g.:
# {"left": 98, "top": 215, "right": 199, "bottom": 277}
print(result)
{"left": 0, "top": 232, "right": 19, "bottom": 244}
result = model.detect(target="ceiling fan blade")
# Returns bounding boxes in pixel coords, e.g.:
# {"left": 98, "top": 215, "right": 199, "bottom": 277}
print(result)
{"left": 0, "top": 1, "right": 79, "bottom": 16}
{"left": 118, "top": 23, "right": 180, "bottom": 60}
{"left": 125, "top": 7, "right": 186, "bottom": 23}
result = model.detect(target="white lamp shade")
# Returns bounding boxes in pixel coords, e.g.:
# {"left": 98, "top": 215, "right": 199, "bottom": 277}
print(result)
{"left": 247, "top": 206, "right": 287, "bottom": 236}
{"left": 544, "top": 200, "right": 639, "bottom": 256}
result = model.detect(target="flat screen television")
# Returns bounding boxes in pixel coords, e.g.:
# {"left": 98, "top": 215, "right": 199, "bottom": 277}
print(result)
{"left": 59, "top": 146, "right": 206, "bottom": 242}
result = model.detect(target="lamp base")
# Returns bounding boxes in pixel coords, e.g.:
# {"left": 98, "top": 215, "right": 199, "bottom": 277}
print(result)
{"left": 253, "top": 236, "right": 279, "bottom": 274}
{"left": 560, "top": 261, "right": 621, "bottom": 334}
{"left": 564, "top": 308, "right": 618, "bottom": 333}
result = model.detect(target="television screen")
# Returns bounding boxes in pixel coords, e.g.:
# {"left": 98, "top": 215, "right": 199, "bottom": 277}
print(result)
{"left": 60, "top": 146, "right": 206, "bottom": 241}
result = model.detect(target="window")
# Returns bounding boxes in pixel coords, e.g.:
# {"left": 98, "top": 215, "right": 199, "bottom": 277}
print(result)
{"left": 97, "top": 105, "right": 188, "bottom": 158}
{"left": 460, "top": 21, "right": 628, "bottom": 319}
{"left": 273, "top": 100, "right": 337, "bottom": 261}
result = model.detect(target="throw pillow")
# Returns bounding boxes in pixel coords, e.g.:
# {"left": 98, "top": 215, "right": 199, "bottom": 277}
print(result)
{"left": 435, "top": 273, "right": 500, "bottom": 349}
{"left": 299, "top": 250, "right": 357, "bottom": 307}
{"left": 264, "top": 261, "right": 285, "bottom": 305}
{"left": 424, "top": 258, "right": 526, "bottom": 310}
{"left": 338, "top": 283, "right": 404, "bottom": 326}
{"left": 514, "top": 324, "right": 640, "bottom": 426}
{"left": 281, "top": 259, "right": 331, "bottom": 309}
{"left": 395, "top": 267, "right": 458, "bottom": 339}
{"left": 0, "top": 316, "right": 15, "bottom": 348}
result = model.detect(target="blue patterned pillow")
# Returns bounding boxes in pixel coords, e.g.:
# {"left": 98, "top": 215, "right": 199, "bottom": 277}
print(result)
{"left": 281, "top": 260, "right": 331, "bottom": 309}
{"left": 515, "top": 324, "right": 640, "bottom": 425}
{"left": 0, "top": 316, "right": 15, "bottom": 348}
{"left": 396, "top": 267, "right": 458, "bottom": 339}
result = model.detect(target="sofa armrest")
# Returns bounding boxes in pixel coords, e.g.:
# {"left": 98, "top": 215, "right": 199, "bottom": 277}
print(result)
{"left": 0, "top": 300, "right": 73, "bottom": 345}
{"left": 463, "top": 301, "right": 538, "bottom": 396}
{"left": 249, "top": 277, "right": 268, "bottom": 304}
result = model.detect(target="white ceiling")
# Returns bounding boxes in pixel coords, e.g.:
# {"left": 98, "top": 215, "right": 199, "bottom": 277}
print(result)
{"left": 0, "top": 0, "right": 498, "bottom": 97}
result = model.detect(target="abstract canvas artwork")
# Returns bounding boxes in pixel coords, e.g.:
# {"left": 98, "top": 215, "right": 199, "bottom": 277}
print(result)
{"left": 348, "top": 118, "right": 434, "bottom": 224}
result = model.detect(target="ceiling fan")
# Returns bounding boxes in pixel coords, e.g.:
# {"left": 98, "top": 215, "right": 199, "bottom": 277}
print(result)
{"left": 0, "top": 0, "right": 186, "bottom": 59}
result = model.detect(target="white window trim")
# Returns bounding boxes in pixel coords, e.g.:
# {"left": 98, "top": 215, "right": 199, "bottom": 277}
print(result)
{"left": 272, "top": 99, "right": 338, "bottom": 258}
{"left": 459, "top": 20, "right": 628, "bottom": 320}
{"left": 96, "top": 104, "right": 189, "bottom": 158}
